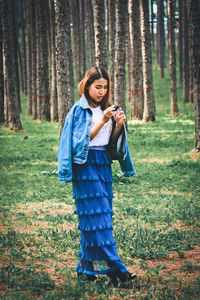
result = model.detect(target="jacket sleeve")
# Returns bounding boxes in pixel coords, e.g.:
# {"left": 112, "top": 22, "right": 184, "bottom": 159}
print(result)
{"left": 118, "top": 146, "right": 136, "bottom": 177}
{"left": 57, "top": 111, "right": 73, "bottom": 183}
{"left": 118, "top": 125, "right": 136, "bottom": 177}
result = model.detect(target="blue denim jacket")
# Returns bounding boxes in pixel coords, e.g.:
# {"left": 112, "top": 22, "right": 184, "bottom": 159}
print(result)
{"left": 58, "top": 95, "right": 136, "bottom": 183}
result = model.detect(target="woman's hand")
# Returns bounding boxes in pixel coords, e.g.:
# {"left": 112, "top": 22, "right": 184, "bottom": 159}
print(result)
{"left": 90, "top": 105, "right": 115, "bottom": 141}
{"left": 101, "top": 106, "right": 115, "bottom": 124}
{"left": 109, "top": 108, "right": 126, "bottom": 144}
{"left": 114, "top": 108, "right": 126, "bottom": 128}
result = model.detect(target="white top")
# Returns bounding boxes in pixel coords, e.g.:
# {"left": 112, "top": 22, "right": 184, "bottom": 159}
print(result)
{"left": 89, "top": 106, "right": 113, "bottom": 147}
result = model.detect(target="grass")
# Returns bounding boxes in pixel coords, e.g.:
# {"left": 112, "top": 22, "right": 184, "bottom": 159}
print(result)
{"left": 0, "top": 61, "right": 200, "bottom": 299}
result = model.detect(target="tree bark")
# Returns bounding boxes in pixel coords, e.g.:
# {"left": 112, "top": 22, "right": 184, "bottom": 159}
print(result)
{"left": 187, "top": 1, "right": 193, "bottom": 104}
{"left": 49, "top": 0, "right": 58, "bottom": 121}
{"left": 129, "top": 0, "right": 143, "bottom": 119}
{"left": 85, "top": 0, "right": 95, "bottom": 68}
{"left": 114, "top": 0, "right": 127, "bottom": 114}
{"left": 79, "top": 0, "right": 86, "bottom": 76}
{"left": 0, "top": 1, "right": 4, "bottom": 124}
{"left": 107, "top": 0, "right": 115, "bottom": 100}
{"left": 26, "top": 0, "right": 32, "bottom": 116}
{"left": 108, "top": 0, "right": 116, "bottom": 102}
{"left": 126, "top": 5, "right": 131, "bottom": 105}
{"left": 168, "top": 0, "right": 179, "bottom": 116}
{"left": 70, "top": 0, "right": 86, "bottom": 84}
{"left": 93, "top": 0, "right": 107, "bottom": 69}
{"left": 30, "top": 0, "right": 37, "bottom": 119}
{"left": 157, "top": 0, "right": 165, "bottom": 78}
{"left": 35, "top": 0, "right": 50, "bottom": 121}
{"left": 19, "top": 0, "right": 27, "bottom": 95}
{"left": 182, "top": 0, "right": 190, "bottom": 102}
{"left": 13, "top": 0, "right": 21, "bottom": 113}
{"left": 188, "top": 0, "right": 200, "bottom": 150}
{"left": 1, "top": 0, "right": 22, "bottom": 130}
{"left": 150, "top": 0, "right": 155, "bottom": 49}
{"left": 178, "top": 0, "right": 183, "bottom": 86}
{"left": 140, "top": 0, "right": 156, "bottom": 122}
{"left": 54, "top": 0, "right": 74, "bottom": 135}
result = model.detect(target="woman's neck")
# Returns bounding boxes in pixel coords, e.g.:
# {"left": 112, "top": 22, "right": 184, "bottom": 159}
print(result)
{"left": 88, "top": 98, "right": 100, "bottom": 108}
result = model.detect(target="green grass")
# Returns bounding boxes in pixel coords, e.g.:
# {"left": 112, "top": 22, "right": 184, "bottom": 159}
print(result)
{"left": 0, "top": 62, "right": 200, "bottom": 299}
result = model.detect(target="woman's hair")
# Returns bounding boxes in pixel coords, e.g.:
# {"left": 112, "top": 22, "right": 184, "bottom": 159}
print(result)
{"left": 78, "top": 66, "right": 111, "bottom": 110}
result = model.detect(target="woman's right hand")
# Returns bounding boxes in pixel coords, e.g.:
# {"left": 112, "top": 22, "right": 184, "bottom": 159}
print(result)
{"left": 101, "top": 106, "right": 115, "bottom": 124}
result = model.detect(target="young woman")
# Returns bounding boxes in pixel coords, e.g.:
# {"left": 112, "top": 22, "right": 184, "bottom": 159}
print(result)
{"left": 58, "top": 66, "right": 136, "bottom": 287}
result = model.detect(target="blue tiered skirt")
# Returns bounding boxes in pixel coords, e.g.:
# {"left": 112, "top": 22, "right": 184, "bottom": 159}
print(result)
{"left": 72, "top": 146, "right": 128, "bottom": 276}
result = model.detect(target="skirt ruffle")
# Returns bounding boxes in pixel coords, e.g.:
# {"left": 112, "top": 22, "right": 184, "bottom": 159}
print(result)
{"left": 72, "top": 147, "right": 127, "bottom": 275}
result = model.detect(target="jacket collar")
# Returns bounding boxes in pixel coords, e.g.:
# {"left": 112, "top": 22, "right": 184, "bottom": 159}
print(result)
{"left": 80, "top": 95, "right": 91, "bottom": 110}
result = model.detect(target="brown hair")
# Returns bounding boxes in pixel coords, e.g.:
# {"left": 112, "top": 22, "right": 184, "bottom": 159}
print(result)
{"left": 78, "top": 66, "right": 111, "bottom": 110}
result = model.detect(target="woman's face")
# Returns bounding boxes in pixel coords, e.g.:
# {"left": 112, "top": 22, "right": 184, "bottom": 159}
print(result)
{"left": 88, "top": 78, "right": 108, "bottom": 106}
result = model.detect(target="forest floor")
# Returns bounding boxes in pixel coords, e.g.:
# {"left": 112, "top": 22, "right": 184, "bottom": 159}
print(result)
{"left": 0, "top": 65, "right": 200, "bottom": 299}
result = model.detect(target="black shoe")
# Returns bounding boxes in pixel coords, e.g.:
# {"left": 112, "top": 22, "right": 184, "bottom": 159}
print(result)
{"left": 77, "top": 272, "right": 97, "bottom": 281}
{"left": 116, "top": 271, "right": 137, "bottom": 283}
{"left": 107, "top": 271, "right": 119, "bottom": 287}
{"left": 107, "top": 269, "right": 136, "bottom": 288}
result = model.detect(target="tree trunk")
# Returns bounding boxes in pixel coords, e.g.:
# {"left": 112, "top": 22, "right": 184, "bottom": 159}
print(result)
{"left": 93, "top": 0, "right": 107, "bottom": 69}
{"left": 26, "top": 0, "right": 32, "bottom": 116}
{"left": 35, "top": 0, "right": 50, "bottom": 121}
{"left": 85, "top": 0, "right": 95, "bottom": 68}
{"left": 129, "top": 0, "right": 143, "bottom": 119}
{"left": 187, "top": 2, "right": 193, "bottom": 104}
{"left": 49, "top": 0, "right": 58, "bottom": 121}
{"left": 70, "top": 0, "right": 79, "bottom": 83}
{"left": 178, "top": 0, "right": 183, "bottom": 86}
{"left": 107, "top": 0, "right": 115, "bottom": 101}
{"left": 168, "top": 0, "right": 179, "bottom": 116}
{"left": 150, "top": 0, "right": 155, "bottom": 49}
{"left": 140, "top": 0, "right": 156, "bottom": 122}
{"left": 3, "top": 55, "right": 8, "bottom": 126}
{"left": 70, "top": 0, "right": 86, "bottom": 84}
{"left": 30, "top": 0, "right": 37, "bottom": 119}
{"left": 157, "top": 0, "right": 165, "bottom": 78}
{"left": 188, "top": 0, "right": 200, "bottom": 150}
{"left": 19, "top": 0, "right": 27, "bottom": 95}
{"left": 54, "top": 0, "right": 74, "bottom": 135}
{"left": 182, "top": 1, "right": 190, "bottom": 103}
{"left": 126, "top": 5, "right": 131, "bottom": 105}
{"left": 114, "top": 0, "right": 127, "bottom": 114}
{"left": 12, "top": 1, "right": 22, "bottom": 112}
{"left": 79, "top": 0, "right": 86, "bottom": 76}
{"left": 13, "top": 0, "right": 21, "bottom": 113}
{"left": 1, "top": 0, "right": 22, "bottom": 130}
{"left": 0, "top": 1, "right": 4, "bottom": 124}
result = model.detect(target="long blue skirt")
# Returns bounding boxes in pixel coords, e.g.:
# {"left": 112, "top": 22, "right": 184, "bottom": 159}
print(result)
{"left": 72, "top": 146, "right": 128, "bottom": 275}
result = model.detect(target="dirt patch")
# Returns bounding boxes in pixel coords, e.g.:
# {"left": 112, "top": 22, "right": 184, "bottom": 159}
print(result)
{"left": 31, "top": 160, "right": 57, "bottom": 166}
{"left": 148, "top": 190, "right": 193, "bottom": 197}
{"left": 146, "top": 244, "right": 200, "bottom": 282}
{"left": 184, "top": 149, "right": 200, "bottom": 162}
{"left": 53, "top": 146, "right": 58, "bottom": 152}
{"left": 128, "top": 120, "right": 143, "bottom": 125}
{"left": 136, "top": 158, "right": 170, "bottom": 164}
{"left": 16, "top": 201, "right": 74, "bottom": 216}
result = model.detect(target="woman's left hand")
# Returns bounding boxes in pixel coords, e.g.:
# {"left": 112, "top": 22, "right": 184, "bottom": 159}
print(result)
{"left": 114, "top": 108, "right": 126, "bottom": 128}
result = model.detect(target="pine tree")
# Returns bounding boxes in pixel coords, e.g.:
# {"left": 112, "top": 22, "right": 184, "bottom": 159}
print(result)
{"left": 140, "top": 0, "right": 156, "bottom": 122}
{"left": 54, "top": 0, "right": 74, "bottom": 134}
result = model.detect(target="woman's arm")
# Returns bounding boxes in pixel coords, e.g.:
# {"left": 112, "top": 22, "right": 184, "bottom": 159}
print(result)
{"left": 110, "top": 109, "right": 126, "bottom": 144}
{"left": 90, "top": 106, "right": 116, "bottom": 141}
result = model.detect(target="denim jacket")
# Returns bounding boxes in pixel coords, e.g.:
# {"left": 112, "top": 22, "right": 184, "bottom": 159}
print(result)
{"left": 58, "top": 95, "right": 136, "bottom": 183}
